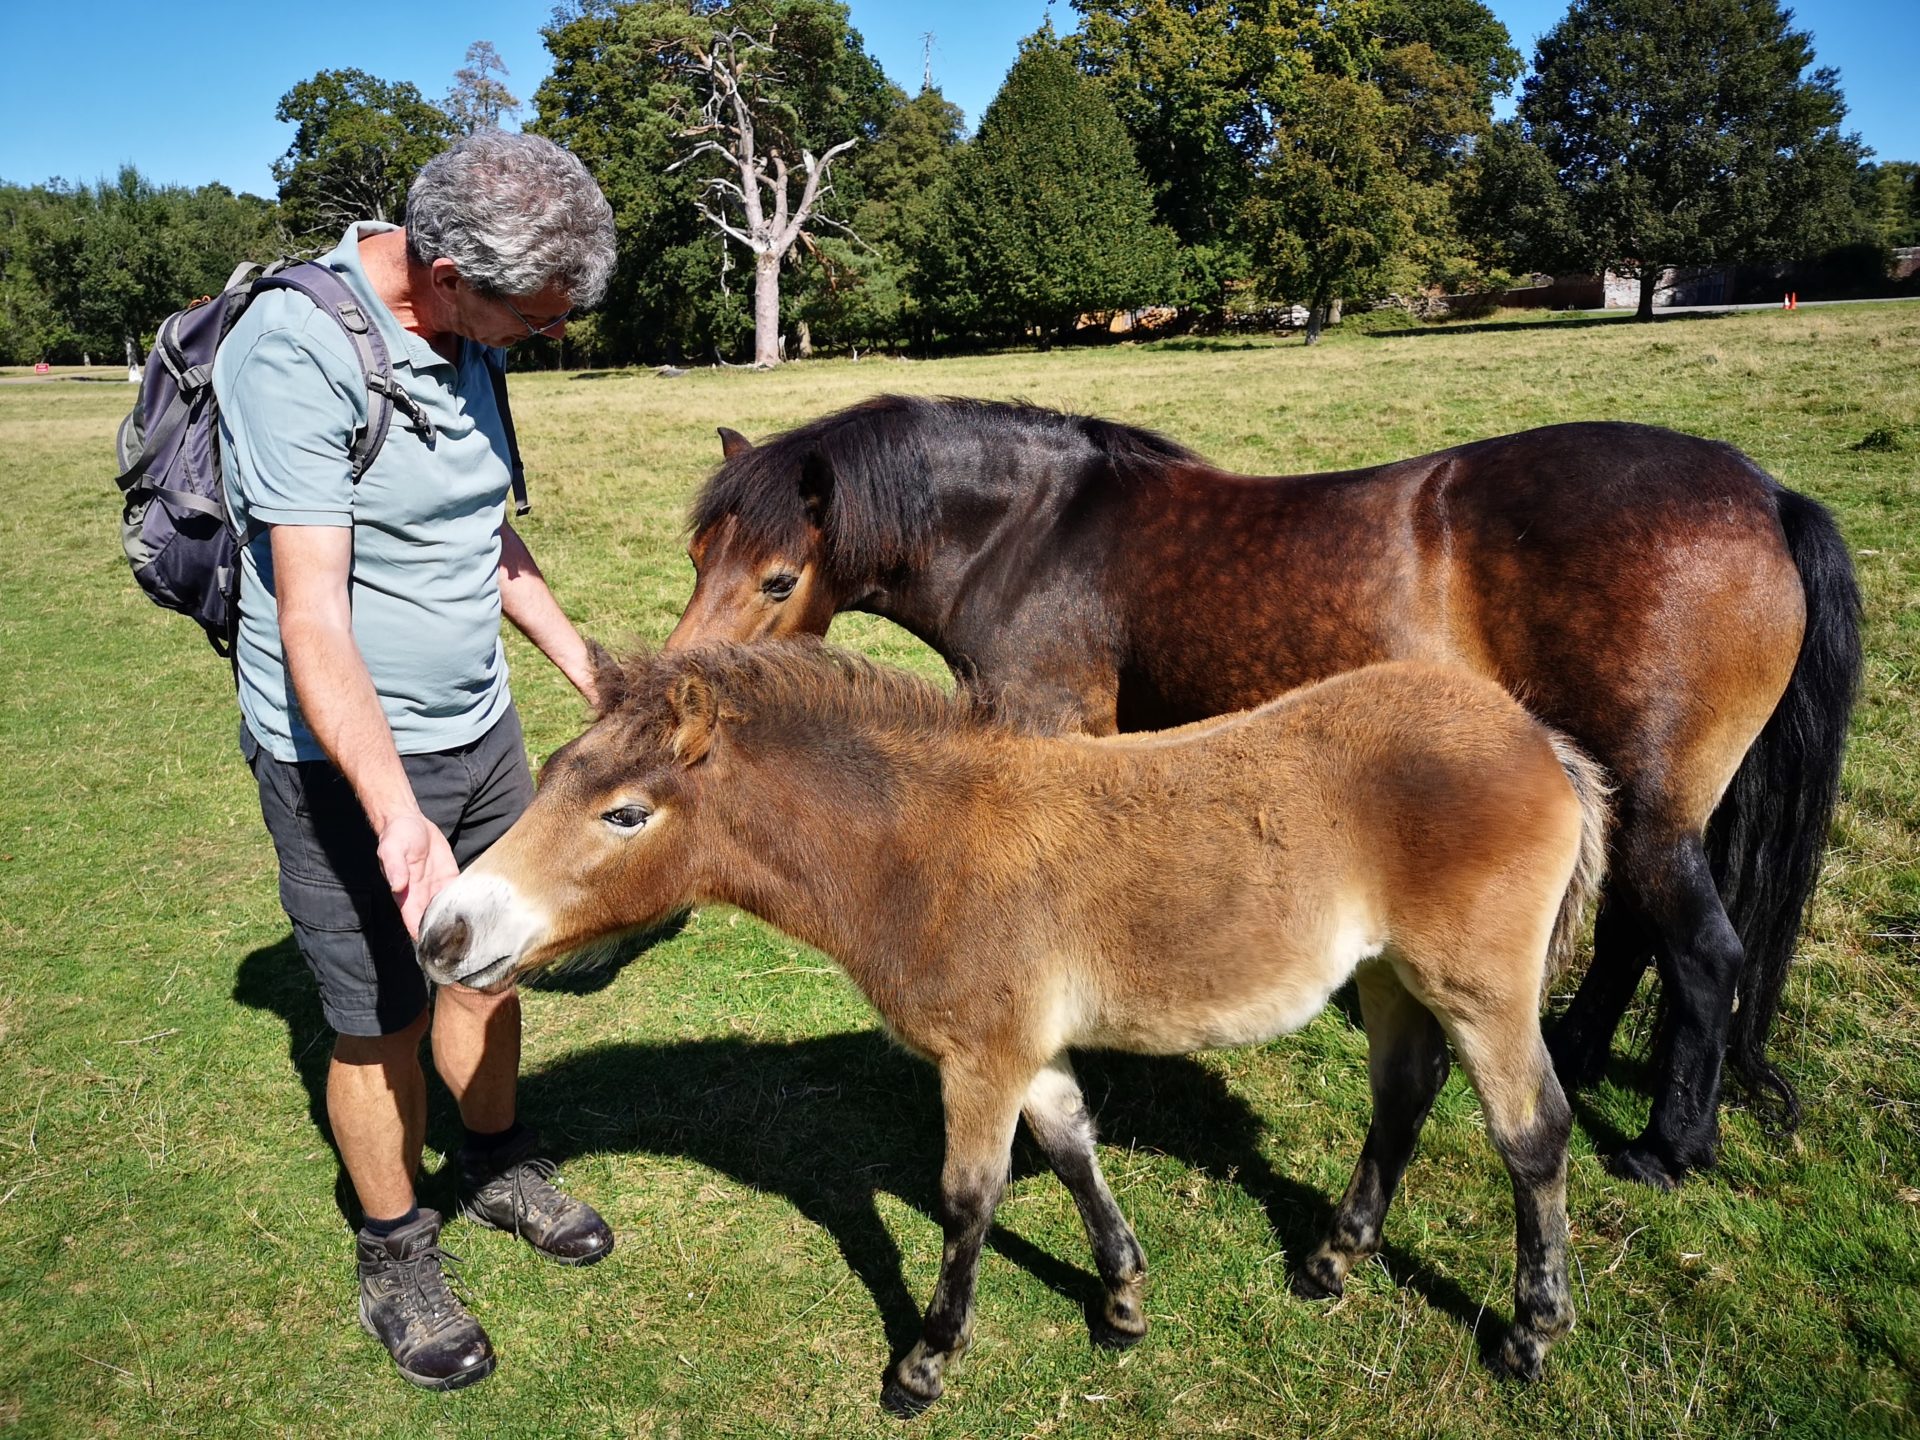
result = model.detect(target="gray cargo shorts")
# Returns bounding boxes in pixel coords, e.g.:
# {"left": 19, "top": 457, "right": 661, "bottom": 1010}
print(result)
{"left": 242, "top": 705, "right": 535, "bottom": 1037}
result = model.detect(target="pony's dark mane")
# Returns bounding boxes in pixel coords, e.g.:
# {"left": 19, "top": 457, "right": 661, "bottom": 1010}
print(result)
{"left": 688, "top": 395, "right": 1200, "bottom": 581}
{"left": 609, "top": 638, "right": 986, "bottom": 747}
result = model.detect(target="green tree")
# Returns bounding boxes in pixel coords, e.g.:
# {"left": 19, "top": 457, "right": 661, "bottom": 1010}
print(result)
{"left": 0, "top": 170, "right": 280, "bottom": 363}
{"left": 1244, "top": 72, "right": 1415, "bottom": 343}
{"left": 1070, "top": 0, "right": 1334, "bottom": 252}
{"left": 1069, "top": 0, "right": 1509, "bottom": 317}
{"left": 447, "top": 41, "right": 522, "bottom": 134}
{"left": 1856, "top": 160, "right": 1920, "bottom": 248}
{"left": 0, "top": 184, "right": 74, "bottom": 362}
{"left": 915, "top": 29, "right": 1179, "bottom": 347}
{"left": 797, "top": 86, "right": 965, "bottom": 351}
{"left": 1370, "top": 0, "right": 1520, "bottom": 113}
{"left": 1365, "top": 27, "right": 1515, "bottom": 298}
{"left": 273, "top": 69, "right": 455, "bottom": 240}
{"left": 1474, "top": 0, "right": 1865, "bottom": 319}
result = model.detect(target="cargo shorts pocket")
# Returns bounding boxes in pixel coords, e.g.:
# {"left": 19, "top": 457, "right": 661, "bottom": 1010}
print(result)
{"left": 278, "top": 874, "right": 427, "bottom": 1038}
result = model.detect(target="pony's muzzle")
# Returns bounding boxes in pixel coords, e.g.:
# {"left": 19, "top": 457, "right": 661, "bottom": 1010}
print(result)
{"left": 417, "top": 872, "right": 547, "bottom": 991}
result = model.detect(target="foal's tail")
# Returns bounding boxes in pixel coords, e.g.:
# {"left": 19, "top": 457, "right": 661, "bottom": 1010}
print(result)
{"left": 1546, "top": 733, "right": 1613, "bottom": 994}
{"left": 1707, "top": 487, "right": 1863, "bottom": 1127}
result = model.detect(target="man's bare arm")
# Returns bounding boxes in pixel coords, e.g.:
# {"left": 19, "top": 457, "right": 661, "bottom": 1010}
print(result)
{"left": 271, "top": 524, "right": 457, "bottom": 938}
{"left": 498, "top": 522, "right": 597, "bottom": 706}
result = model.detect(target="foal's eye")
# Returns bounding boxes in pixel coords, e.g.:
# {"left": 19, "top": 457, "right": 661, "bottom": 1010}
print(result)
{"left": 761, "top": 572, "right": 798, "bottom": 601}
{"left": 601, "top": 805, "right": 651, "bottom": 831}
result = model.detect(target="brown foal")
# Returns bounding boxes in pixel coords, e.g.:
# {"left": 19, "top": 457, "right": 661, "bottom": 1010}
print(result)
{"left": 419, "top": 641, "right": 1609, "bottom": 1411}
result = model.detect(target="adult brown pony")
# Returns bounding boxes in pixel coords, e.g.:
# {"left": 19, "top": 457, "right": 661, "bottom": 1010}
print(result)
{"left": 667, "top": 397, "right": 1862, "bottom": 1189}
{"left": 418, "top": 641, "right": 1611, "bottom": 1411}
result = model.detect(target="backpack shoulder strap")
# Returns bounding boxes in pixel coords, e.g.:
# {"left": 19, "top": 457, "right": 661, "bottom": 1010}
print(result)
{"left": 253, "top": 263, "right": 430, "bottom": 481}
{"left": 481, "top": 348, "right": 530, "bottom": 516}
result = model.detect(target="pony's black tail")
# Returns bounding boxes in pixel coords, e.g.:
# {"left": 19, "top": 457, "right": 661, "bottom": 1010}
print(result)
{"left": 1706, "top": 486, "right": 1862, "bottom": 1128}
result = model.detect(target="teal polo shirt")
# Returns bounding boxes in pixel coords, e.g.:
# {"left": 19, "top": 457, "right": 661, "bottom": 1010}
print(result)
{"left": 215, "top": 222, "right": 516, "bottom": 762}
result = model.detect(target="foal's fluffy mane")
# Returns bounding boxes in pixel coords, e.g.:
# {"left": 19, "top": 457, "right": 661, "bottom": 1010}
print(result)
{"left": 688, "top": 395, "right": 1200, "bottom": 581}
{"left": 606, "top": 638, "right": 985, "bottom": 745}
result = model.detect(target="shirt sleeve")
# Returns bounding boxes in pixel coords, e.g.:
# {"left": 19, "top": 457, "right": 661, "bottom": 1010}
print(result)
{"left": 217, "top": 310, "right": 368, "bottom": 527}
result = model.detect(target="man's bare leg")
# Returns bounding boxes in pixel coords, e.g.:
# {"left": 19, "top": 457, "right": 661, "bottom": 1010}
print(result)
{"left": 329, "top": 1009, "right": 431, "bottom": 1219}
{"left": 431, "top": 983, "right": 520, "bottom": 1132}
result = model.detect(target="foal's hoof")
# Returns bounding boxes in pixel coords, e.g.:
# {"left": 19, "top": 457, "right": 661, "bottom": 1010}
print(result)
{"left": 1490, "top": 1328, "right": 1550, "bottom": 1383}
{"left": 881, "top": 1374, "right": 941, "bottom": 1419}
{"left": 1606, "top": 1142, "right": 1685, "bottom": 1192}
{"left": 1290, "top": 1252, "right": 1348, "bottom": 1301}
{"left": 1088, "top": 1298, "right": 1148, "bottom": 1351}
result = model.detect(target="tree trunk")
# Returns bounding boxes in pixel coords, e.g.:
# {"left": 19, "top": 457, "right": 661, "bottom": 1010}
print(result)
{"left": 797, "top": 320, "right": 812, "bottom": 359}
{"left": 753, "top": 251, "right": 782, "bottom": 367}
{"left": 1636, "top": 267, "right": 1660, "bottom": 321}
{"left": 1304, "top": 295, "right": 1327, "bottom": 345}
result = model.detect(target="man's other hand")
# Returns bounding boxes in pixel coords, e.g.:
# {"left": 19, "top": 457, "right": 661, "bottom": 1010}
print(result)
{"left": 377, "top": 811, "right": 460, "bottom": 940}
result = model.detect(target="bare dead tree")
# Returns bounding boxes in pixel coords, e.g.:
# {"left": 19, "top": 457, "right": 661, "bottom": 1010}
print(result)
{"left": 668, "top": 29, "right": 857, "bottom": 368}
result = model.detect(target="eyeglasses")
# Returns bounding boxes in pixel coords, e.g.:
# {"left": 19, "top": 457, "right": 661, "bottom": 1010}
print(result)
{"left": 497, "top": 293, "right": 573, "bottom": 338}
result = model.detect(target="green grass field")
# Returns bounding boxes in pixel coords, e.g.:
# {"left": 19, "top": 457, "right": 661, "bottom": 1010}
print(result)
{"left": 2, "top": 306, "right": 1916, "bottom": 1439}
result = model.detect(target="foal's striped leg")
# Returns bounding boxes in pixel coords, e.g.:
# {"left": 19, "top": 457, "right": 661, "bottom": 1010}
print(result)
{"left": 1448, "top": 1007, "right": 1575, "bottom": 1382}
{"left": 1022, "top": 1056, "right": 1148, "bottom": 1347}
{"left": 1297, "top": 962, "right": 1451, "bottom": 1301}
{"left": 884, "top": 1059, "right": 1028, "bottom": 1417}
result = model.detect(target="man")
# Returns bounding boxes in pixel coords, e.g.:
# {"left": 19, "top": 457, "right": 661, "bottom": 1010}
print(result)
{"left": 216, "top": 132, "right": 617, "bottom": 1391}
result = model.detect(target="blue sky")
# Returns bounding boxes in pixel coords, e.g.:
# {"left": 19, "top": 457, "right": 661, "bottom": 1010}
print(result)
{"left": 2, "top": 1, "right": 1913, "bottom": 196}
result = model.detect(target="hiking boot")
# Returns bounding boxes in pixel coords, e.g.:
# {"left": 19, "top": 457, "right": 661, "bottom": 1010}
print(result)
{"left": 356, "top": 1209, "right": 496, "bottom": 1390}
{"left": 457, "top": 1127, "right": 614, "bottom": 1266}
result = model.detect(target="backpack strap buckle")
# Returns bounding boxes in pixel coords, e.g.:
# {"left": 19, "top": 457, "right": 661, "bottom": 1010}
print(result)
{"left": 368, "top": 372, "right": 433, "bottom": 440}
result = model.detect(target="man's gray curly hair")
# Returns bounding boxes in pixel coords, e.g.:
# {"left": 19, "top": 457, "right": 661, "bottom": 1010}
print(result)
{"left": 405, "top": 132, "right": 615, "bottom": 308}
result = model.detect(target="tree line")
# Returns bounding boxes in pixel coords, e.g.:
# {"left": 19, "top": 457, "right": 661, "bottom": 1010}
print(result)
{"left": 5, "top": 0, "right": 1919, "bottom": 366}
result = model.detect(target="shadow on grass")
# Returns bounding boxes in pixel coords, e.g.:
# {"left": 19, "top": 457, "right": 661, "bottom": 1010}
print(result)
{"left": 233, "top": 934, "right": 1494, "bottom": 1372}
{"left": 230, "top": 923, "right": 680, "bottom": 1225}
{"left": 1143, "top": 337, "right": 1288, "bottom": 353}
{"left": 1357, "top": 309, "right": 1738, "bottom": 340}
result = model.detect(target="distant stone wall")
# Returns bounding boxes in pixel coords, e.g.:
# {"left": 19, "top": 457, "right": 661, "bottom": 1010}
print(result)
{"left": 1602, "top": 267, "right": 1733, "bottom": 308}
{"left": 1495, "top": 275, "right": 1606, "bottom": 310}
{"left": 1893, "top": 248, "right": 1920, "bottom": 282}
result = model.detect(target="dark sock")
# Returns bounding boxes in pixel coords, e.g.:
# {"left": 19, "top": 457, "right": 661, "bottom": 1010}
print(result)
{"left": 362, "top": 1205, "right": 421, "bottom": 1239}
{"left": 463, "top": 1119, "right": 526, "bottom": 1158}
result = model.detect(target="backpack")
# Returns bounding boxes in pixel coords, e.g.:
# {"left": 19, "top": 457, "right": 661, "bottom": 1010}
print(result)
{"left": 112, "top": 259, "right": 529, "bottom": 656}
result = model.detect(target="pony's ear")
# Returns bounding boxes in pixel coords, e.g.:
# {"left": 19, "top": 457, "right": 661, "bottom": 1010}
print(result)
{"left": 799, "top": 449, "right": 834, "bottom": 528}
{"left": 587, "top": 639, "right": 626, "bottom": 717}
{"left": 717, "top": 426, "right": 753, "bottom": 460}
{"left": 669, "top": 671, "right": 719, "bottom": 765}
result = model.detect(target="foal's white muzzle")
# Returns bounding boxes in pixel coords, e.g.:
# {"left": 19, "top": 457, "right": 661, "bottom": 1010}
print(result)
{"left": 417, "top": 872, "right": 548, "bottom": 991}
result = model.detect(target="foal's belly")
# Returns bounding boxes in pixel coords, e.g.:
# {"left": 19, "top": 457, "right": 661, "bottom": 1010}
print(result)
{"left": 1075, "top": 923, "right": 1384, "bottom": 1055}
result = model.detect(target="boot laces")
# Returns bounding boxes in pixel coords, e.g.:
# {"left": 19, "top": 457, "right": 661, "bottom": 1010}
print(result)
{"left": 504, "top": 1156, "right": 566, "bottom": 1237}
{"left": 392, "top": 1241, "right": 467, "bottom": 1324}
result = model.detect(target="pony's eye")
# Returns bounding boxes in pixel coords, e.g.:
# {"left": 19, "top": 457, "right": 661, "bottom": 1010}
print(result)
{"left": 601, "top": 805, "right": 651, "bottom": 831}
{"left": 762, "top": 572, "right": 798, "bottom": 601}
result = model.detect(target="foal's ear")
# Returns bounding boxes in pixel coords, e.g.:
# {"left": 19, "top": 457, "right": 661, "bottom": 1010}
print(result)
{"left": 717, "top": 426, "right": 753, "bottom": 460}
{"left": 799, "top": 449, "right": 834, "bottom": 528}
{"left": 587, "top": 638, "right": 626, "bottom": 716}
{"left": 669, "top": 671, "right": 719, "bottom": 765}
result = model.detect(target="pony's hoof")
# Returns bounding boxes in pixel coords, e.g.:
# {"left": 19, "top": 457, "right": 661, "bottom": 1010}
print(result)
{"left": 1606, "top": 1142, "right": 1684, "bottom": 1191}
{"left": 1291, "top": 1254, "right": 1347, "bottom": 1301}
{"left": 1490, "top": 1328, "right": 1549, "bottom": 1383}
{"left": 881, "top": 1374, "right": 941, "bottom": 1419}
